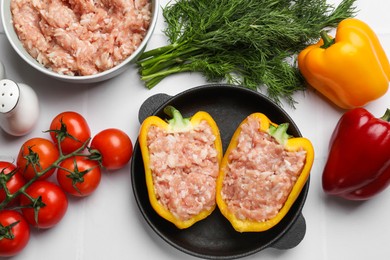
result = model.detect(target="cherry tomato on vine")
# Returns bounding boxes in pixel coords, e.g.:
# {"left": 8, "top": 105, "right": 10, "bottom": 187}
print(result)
{"left": 57, "top": 156, "right": 101, "bottom": 197}
{"left": 49, "top": 111, "right": 91, "bottom": 154}
{"left": 91, "top": 128, "right": 133, "bottom": 170}
{"left": 0, "top": 210, "right": 30, "bottom": 257}
{"left": 0, "top": 162, "right": 26, "bottom": 206}
{"left": 20, "top": 181, "right": 68, "bottom": 229}
{"left": 16, "top": 138, "right": 59, "bottom": 181}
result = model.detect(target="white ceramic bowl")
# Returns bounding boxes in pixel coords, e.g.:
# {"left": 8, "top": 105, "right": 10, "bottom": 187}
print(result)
{"left": 1, "top": 0, "right": 158, "bottom": 83}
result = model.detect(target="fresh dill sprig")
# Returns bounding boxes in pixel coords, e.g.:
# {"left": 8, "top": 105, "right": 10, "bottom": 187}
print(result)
{"left": 138, "top": 0, "right": 357, "bottom": 106}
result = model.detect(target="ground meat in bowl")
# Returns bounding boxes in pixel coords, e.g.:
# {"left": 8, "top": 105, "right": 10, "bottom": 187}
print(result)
{"left": 11, "top": 0, "right": 151, "bottom": 76}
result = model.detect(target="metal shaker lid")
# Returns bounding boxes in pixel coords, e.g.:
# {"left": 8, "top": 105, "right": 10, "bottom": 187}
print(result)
{"left": 0, "top": 79, "right": 20, "bottom": 114}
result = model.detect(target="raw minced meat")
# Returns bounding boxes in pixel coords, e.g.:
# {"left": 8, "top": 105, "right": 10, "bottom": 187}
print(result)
{"left": 147, "top": 120, "right": 219, "bottom": 221}
{"left": 11, "top": 0, "right": 151, "bottom": 76}
{"left": 221, "top": 115, "right": 307, "bottom": 222}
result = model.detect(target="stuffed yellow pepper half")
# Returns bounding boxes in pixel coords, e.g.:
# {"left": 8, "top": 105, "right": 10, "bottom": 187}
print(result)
{"left": 139, "top": 106, "right": 223, "bottom": 229}
{"left": 216, "top": 113, "right": 314, "bottom": 232}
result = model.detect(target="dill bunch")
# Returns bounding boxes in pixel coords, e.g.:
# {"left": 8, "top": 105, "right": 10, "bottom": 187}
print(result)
{"left": 138, "top": 0, "right": 357, "bottom": 105}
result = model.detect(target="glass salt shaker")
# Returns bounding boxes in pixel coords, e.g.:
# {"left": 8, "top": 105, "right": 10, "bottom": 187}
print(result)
{"left": 0, "top": 78, "right": 40, "bottom": 136}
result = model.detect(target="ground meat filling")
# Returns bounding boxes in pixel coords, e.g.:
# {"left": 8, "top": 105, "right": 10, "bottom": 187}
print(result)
{"left": 11, "top": 0, "right": 151, "bottom": 76}
{"left": 221, "top": 115, "right": 307, "bottom": 222}
{"left": 147, "top": 120, "right": 219, "bottom": 221}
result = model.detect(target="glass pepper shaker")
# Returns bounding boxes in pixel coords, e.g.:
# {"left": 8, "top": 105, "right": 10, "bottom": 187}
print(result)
{"left": 0, "top": 79, "right": 40, "bottom": 136}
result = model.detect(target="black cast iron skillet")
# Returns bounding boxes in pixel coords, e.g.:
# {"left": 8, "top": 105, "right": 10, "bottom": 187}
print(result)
{"left": 131, "top": 84, "right": 309, "bottom": 259}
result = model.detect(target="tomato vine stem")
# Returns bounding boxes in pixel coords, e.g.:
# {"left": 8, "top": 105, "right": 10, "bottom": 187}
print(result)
{"left": 0, "top": 136, "right": 98, "bottom": 210}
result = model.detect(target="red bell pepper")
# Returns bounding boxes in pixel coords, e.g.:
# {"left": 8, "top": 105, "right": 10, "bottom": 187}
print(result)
{"left": 322, "top": 108, "right": 390, "bottom": 200}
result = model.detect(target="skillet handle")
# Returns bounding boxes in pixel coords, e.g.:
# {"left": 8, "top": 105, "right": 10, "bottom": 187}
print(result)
{"left": 138, "top": 93, "right": 172, "bottom": 123}
{"left": 271, "top": 213, "right": 306, "bottom": 250}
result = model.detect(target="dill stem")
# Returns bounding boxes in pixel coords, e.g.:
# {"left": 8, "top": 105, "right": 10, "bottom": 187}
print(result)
{"left": 139, "top": 43, "right": 178, "bottom": 60}
{"left": 140, "top": 50, "right": 206, "bottom": 76}
{"left": 144, "top": 76, "right": 167, "bottom": 89}
{"left": 142, "top": 64, "right": 199, "bottom": 89}
{"left": 140, "top": 58, "right": 183, "bottom": 76}
{"left": 142, "top": 65, "right": 191, "bottom": 81}
{"left": 139, "top": 46, "right": 201, "bottom": 70}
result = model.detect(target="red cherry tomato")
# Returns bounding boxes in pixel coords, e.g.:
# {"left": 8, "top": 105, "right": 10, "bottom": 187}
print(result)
{"left": 91, "top": 128, "right": 133, "bottom": 170}
{"left": 16, "top": 138, "right": 59, "bottom": 181}
{"left": 0, "top": 210, "right": 30, "bottom": 257}
{"left": 20, "top": 181, "right": 68, "bottom": 229}
{"left": 49, "top": 111, "right": 91, "bottom": 154}
{"left": 57, "top": 156, "right": 101, "bottom": 197}
{"left": 0, "top": 162, "right": 26, "bottom": 206}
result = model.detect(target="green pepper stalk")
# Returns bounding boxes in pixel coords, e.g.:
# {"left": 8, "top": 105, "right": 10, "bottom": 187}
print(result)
{"left": 163, "top": 106, "right": 192, "bottom": 132}
{"left": 320, "top": 31, "right": 336, "bottom": 49}
{"left": 381, "top": 108, "right": 390, "bottom": 122}
{"left": 268, "top": 123, "right": 292, "bottom": 146}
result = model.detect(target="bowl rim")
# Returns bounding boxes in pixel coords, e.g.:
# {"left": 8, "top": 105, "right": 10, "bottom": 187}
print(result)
{"left": 1, "top": 0, "right": 159, "bottom": 82}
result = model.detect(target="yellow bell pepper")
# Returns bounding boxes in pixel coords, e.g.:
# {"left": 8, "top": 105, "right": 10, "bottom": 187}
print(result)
{"left": 216, "top": 113, "right": 314, "bottom": 232}
{"left": 298, "top": 18, "right": 390, "bottom": 109}
{"left": 139, "top": 106, "right": 223, "bottom": 229}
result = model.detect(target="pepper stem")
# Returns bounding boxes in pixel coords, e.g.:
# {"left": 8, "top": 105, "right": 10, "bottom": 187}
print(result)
{"left": 380, "top": 108, "right": 390, "bottom": 122}
{"left": 164, "top": 106, "right": 191, "bottom": 131}
{"left": 268, "top": 123, "right": 291, "bottom": 146}
{"left": 320, "top": 31, "right": 335, "bottom": 49}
